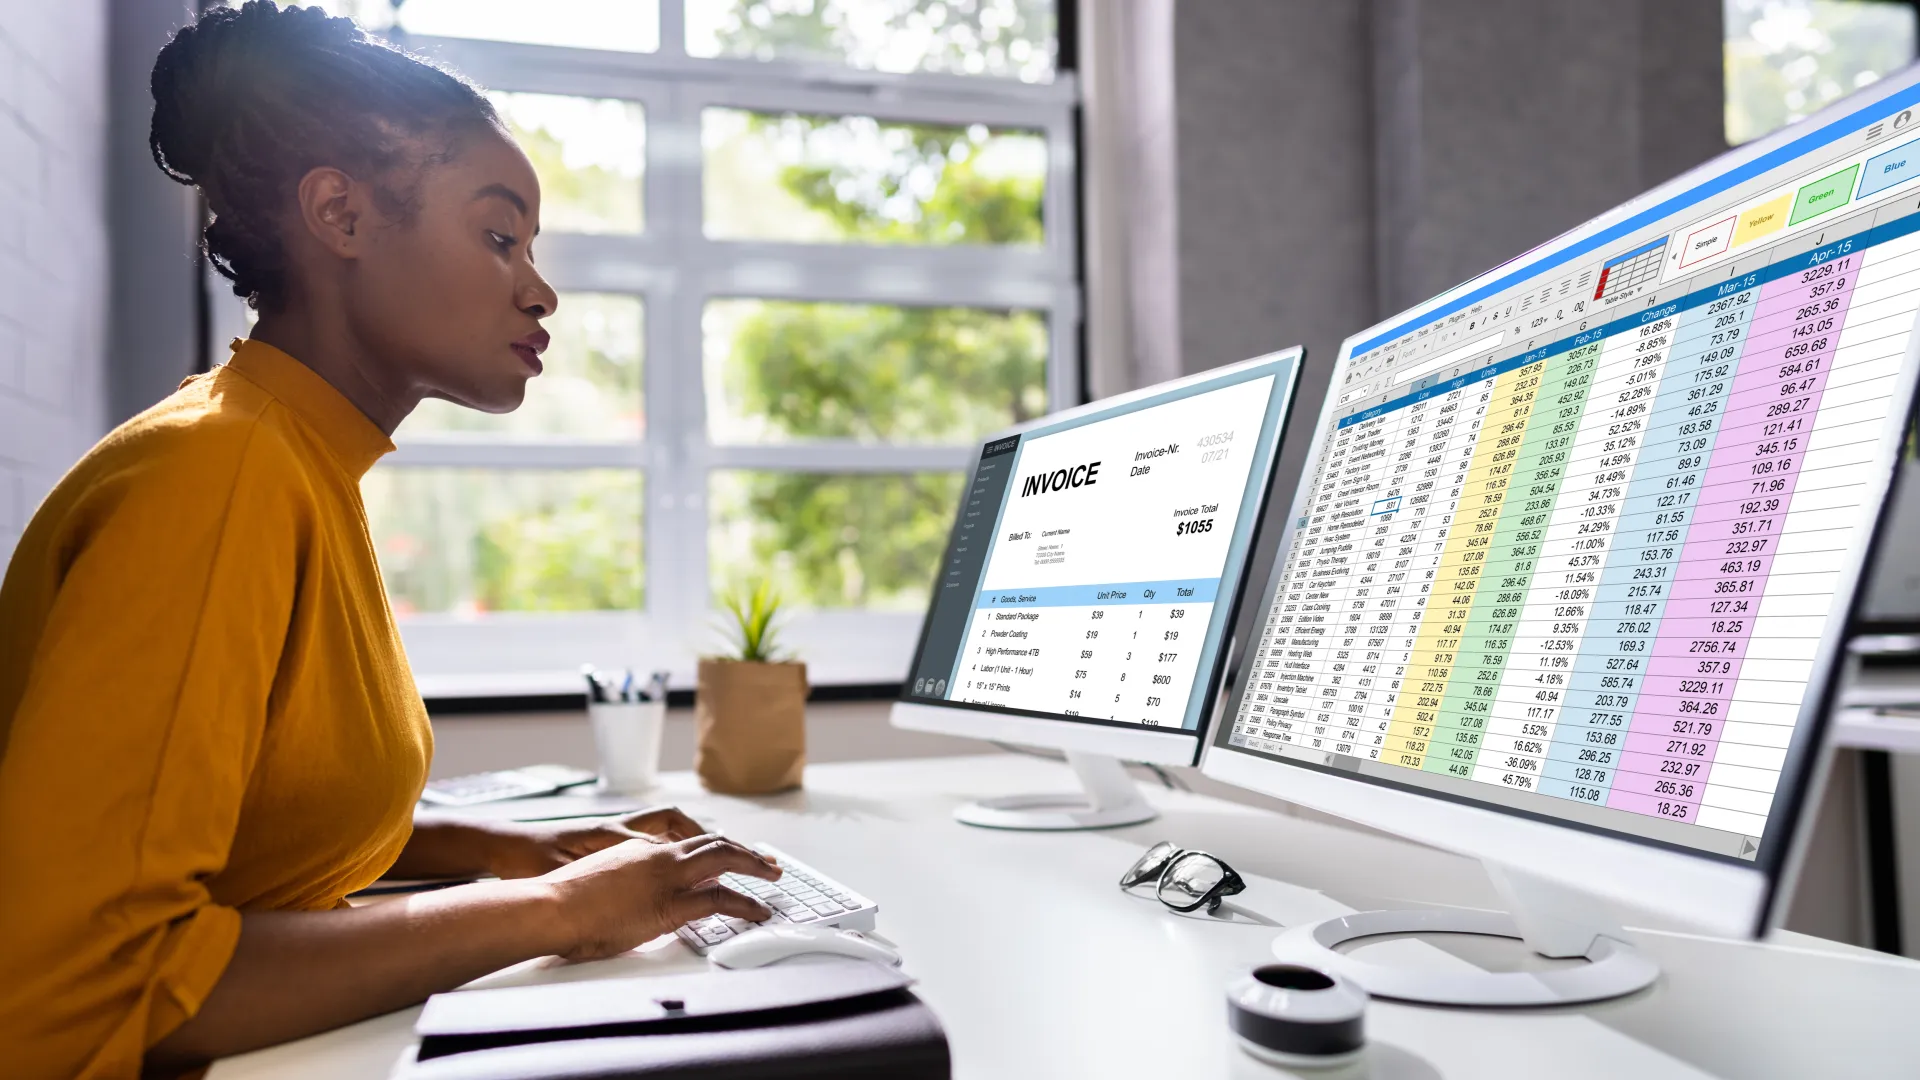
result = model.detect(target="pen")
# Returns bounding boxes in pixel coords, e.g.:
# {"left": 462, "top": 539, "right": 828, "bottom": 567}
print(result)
{"left": 582, "top": 664, "right": 607, "bottom": 704}
{"left": 620, "top": 668, "right": 635, "bottom": 703}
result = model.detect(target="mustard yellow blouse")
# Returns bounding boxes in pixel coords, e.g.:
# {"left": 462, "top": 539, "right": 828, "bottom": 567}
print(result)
{"left": 0, "top": 340, "right": 432, "bottom": 1077}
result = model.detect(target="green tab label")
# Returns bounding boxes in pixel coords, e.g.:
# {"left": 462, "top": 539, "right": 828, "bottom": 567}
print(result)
{"left": 1789, "top": 164, "right": 1861, "bottom": 226}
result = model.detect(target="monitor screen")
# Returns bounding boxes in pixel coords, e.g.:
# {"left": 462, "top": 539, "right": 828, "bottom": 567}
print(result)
{"left": 904, "top": 353, "right": 1300, "bottom": 734}
{"left": 1214, "top": 88, "right": 1920, "bottom": 862}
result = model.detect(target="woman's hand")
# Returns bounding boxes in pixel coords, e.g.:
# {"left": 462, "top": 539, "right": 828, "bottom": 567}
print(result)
{"left": 391, "top": 806, "right": 715, "bottom": 882}
{"left": 149, "top": 832, "right": 783, "bottom": 1069}
{"left": 483, "top": 806, "right": 710, "bottom": 878}
{"left": 542, "top": 834, "right": 783, "bottom": 960}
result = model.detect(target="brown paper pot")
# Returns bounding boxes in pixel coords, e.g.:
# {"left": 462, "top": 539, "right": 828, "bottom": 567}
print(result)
{"left": 694, "top": 658, "right": 808, "bottom": 794}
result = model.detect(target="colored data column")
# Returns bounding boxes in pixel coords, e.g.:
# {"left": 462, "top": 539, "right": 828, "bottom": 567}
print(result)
{"left": 1469, "top": 342, "right": 1604, "bottom": 791}
{"left": 1612, "top": 253, "right": 1859, "bottom": 823}
{"left": 1536, "top": 311, "right": 1688, "bottom": 806}
{"left": 1515, "top": 331, "right": 1669, "bottom": 804}
{"left": 1703, "top": 232, "right": 1920, "bottom": 834}
{"left": 1550, "top": 286, "right": 1754, "bottom": 809}
{"left": 1428, "top": 357, "right": 1559, "bottom": 776}
{"left": 1382, "top": 368, "right": 1523, "bottom": 769}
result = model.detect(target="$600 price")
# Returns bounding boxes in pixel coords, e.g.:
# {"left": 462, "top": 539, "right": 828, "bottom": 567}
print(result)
{"left": 1175, "top": 517, "right": 1214, "bottom": 537}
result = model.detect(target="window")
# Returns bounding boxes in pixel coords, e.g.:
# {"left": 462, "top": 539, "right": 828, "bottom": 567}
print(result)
{"left": 217, "top": 2, "right": 1078, "bottom": 694}
{"left": 1725, "top": 0, "right": 1918, "bottom": 144}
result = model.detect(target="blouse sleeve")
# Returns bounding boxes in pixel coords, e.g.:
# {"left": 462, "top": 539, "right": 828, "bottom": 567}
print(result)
{"left": 0, "top": 422, "right": 305, "bottom": 1077}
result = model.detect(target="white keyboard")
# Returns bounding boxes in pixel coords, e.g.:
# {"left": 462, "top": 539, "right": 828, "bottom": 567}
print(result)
{"left": 419, "top": 764, "right": 597, "bottom": 807}
{"left": 676, "top": 844, "right": 878, "bottom": 955}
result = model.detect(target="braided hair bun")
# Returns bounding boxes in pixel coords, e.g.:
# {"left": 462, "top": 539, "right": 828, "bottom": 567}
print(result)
{"left": 150, "top": 2, "right": 497, "bottom": 311}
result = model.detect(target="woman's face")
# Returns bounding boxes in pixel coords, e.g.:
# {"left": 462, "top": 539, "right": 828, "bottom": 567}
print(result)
{"left": 340, "top": 124, "right": 558, "bottom": 415}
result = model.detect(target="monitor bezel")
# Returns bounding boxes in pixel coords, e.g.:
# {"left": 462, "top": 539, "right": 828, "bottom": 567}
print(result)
{"left": 1203, "top": 67, "right": 1920, "bottom": 936}
{"left": 896, "top": 347, "right": 1305, "bottom": 766}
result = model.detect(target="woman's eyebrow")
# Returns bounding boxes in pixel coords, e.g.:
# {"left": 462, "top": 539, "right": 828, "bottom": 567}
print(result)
{"left": 472, "top": 182, "right": 530, "bottom": 221}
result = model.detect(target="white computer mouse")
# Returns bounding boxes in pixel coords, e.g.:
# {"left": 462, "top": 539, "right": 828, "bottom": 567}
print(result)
{"left": 707, "top": 925, "right": 902, "bottom": 970}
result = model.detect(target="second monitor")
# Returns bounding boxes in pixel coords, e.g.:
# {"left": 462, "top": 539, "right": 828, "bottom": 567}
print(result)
{"left": 892, "top": 348, "right": 1302, "bottom": 828}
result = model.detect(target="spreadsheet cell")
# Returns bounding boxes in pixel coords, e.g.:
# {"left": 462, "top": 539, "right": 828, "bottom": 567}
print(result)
{"left": 1818, "top": 367, "right": 1904, "bottom": 407}
{"left": 1737, "top": 636, "right": 1822, "bottom": 663}
{"left": 1748, "top": 569, "right": 1839, "bottom": 596}
{"left": 1231, "top": 179, "right": 1920, "bottom": 847}
{"left": 1731, "top": 672, "right": 1815, "bottom": 702}
{"left": 1701, "top": 784, "right": 1774, "bottom": 815}
{"left": 1713, "top": 741, "right": 1789, "bottom": 771}
{"left": 1722, "top": 718, "right": 1797, "bottom": 745}
{"left": 1702, "top": 760, "right": 1784, "bottom": 794}
{"left": 1752, "top": 592, "right": 1834, "bottom": 618}
{"left": 1698, "top": 805, "right": 1769, "bottom": 837}
{"left": 1767, "top": 482, "right": 1870, "bottom": 515}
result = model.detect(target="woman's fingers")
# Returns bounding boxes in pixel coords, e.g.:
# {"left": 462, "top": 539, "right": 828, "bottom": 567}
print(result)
{"left": 676, "top": 838, "right": 783, "bottom": 885}
{"left": 622, "top": 806, "right": 704, "bottom": 841}
{"left": 674, "top": 883, "right": 773, "bottom": 925}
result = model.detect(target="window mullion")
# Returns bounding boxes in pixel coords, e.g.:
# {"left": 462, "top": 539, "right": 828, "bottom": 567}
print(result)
{"left": 657, "top": 0, "right": 687, "bottom": 59}
{"left": 649, "top": 77, "right": 711, "bottom": 634}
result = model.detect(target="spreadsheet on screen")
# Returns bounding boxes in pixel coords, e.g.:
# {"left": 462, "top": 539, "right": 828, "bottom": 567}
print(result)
{"left": 1223, "top": 97, "right": 1920, "bottom": 859}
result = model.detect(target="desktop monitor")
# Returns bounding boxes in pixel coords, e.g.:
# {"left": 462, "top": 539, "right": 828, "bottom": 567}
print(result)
{"left": 891, "top": 349, "right": 1303, "bottom": 829}
{"left": 1204, "top": 68, "right": 1920, "bottom": 1006}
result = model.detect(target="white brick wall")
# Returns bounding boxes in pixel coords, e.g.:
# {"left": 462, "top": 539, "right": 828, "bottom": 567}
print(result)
{"left": 0, "top": 1, "right": 109, "bottom": 567}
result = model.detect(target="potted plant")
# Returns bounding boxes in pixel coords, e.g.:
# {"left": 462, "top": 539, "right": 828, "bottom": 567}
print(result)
{"left": 695, "top": 579, "right": 808, "bottom": 794}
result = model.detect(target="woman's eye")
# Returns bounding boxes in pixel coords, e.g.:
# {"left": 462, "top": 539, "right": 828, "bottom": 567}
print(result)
{"left": 486, "top": 229, "right": 516, "bottom": 252}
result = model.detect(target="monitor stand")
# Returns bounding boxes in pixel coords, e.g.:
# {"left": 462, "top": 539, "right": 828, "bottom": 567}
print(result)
{"left": 953, "top": 751, "right": 1159, "bottom": 830}
{"left": 1270, "top": 862, "right": 1659, "bottom": 1006}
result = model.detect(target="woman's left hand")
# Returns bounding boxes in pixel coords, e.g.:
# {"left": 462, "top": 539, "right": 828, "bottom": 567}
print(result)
{"left": 482, "top": 806, "right": 710, "bottom": 879}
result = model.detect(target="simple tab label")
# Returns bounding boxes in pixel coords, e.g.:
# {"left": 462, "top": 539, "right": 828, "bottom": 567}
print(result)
{"left": 1859, "top": 136, "right": 1920, "bottom": 199}
{"left": 1789, "top": 164, "right": 1860, "bottom": 225}
{"left": 1731, "top": 192, "right": 1792, "bottom": 247}
{"left": 1678, "top": 214, "right": 1737, "bottom": 268}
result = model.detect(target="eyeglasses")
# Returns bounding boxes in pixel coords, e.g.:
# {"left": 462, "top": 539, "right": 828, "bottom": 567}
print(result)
{"left": 1119, "top": 840, "right": 1246, "bottom": 914}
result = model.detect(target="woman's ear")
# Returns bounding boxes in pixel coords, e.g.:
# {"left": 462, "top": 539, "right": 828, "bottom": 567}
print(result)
{"left": 295, "top": 166, "right": 366, "bottom": 258}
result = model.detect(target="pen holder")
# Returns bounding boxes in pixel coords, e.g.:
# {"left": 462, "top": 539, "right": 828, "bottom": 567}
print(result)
{"left": 588, "top": 699, "right": 667, "bottom": 794}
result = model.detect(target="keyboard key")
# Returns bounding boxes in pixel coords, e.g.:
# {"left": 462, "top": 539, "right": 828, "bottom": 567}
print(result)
{"left": 786, "top": 910, "right": 819, "bottom": 923}
{"left": 809, "top": 901, "right": 843, "bottom": 915}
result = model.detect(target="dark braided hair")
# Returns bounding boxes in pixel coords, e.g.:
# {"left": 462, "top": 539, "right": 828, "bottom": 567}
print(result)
{"left": 150, "top": 2, "right": 499, "bottom": 311}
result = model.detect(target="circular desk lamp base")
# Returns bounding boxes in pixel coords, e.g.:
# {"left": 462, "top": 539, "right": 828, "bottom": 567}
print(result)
{"left": 952, "top": 793, "right": 1159, "bottom": 831}
{"left": 1273, "top": 907, "right": 1659, "bottom": 1006}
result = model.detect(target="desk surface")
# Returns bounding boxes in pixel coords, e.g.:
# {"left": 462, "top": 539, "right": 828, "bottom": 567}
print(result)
{"left": 209, "top": 753, "right": 1920, "bottom": 1080}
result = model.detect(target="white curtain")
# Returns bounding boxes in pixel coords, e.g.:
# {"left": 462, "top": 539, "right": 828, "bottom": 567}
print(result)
{"left": 1079, "top": 0, "right": 1182, "bottom": 399}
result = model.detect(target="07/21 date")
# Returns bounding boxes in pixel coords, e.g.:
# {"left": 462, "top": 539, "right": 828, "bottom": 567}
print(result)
{"left": 1175, "top": 517, "right": 1214, "bottom": 536}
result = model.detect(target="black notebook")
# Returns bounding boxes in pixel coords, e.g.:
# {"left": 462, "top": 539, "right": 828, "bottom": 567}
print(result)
{"left": 404, "top": 957, "right": 949, "bottom": 1080}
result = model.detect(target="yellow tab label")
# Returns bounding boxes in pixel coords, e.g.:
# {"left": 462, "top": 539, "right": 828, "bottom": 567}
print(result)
{"left": 1732, "top": 193, "right": 1793, "bottom": 248}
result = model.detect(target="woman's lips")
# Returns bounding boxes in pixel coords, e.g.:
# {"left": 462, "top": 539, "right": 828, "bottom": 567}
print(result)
{"left": 511, "top": 329, "right": 550, "bottom": 374}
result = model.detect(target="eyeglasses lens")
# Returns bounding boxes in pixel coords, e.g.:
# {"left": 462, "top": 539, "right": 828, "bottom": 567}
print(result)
{"left": 1157, "top": 854, "right": 1225, "bottom": 909}
{"left": 1120, "top": 841, "right": 1180, "bottom": 888}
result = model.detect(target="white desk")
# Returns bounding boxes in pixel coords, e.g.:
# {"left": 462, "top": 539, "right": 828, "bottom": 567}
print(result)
{"left": 210, "top": 754, "right": 1920, "bottom": 1079}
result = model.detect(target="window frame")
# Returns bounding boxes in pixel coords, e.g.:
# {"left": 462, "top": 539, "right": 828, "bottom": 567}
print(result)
{"left": 206, "top": 7, "right": 1082, "bottom": 695}
{"left": 1723, "top": 0, "right": 1920, "bottom": 146}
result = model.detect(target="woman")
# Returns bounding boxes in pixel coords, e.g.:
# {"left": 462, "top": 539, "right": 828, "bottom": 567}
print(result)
{"left": 0, "top": 5, "right": 779, "bottom": 1076}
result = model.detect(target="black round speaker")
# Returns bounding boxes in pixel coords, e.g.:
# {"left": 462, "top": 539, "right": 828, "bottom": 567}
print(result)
{"left": 1226, "top": 963, "right": 1368, "bottom": 1068}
